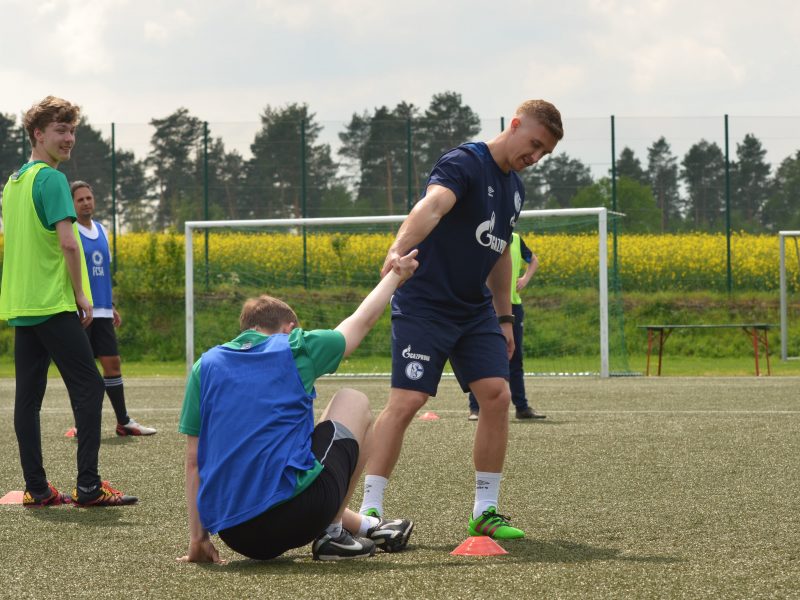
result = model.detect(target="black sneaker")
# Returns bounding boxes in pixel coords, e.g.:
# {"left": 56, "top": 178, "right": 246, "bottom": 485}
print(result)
{"left": 367, "top": 518, "right": 414, "bottom": 552}
{"left": 312, "top": 530, "right": 376, "bottom": 561}
{"left": 516, "top": 407, "right": 546, "bottom": 419}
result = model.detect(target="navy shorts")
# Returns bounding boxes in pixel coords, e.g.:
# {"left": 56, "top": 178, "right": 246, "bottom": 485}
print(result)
{"left": 218, "top": 420, "right": 359, "bottom": 560}
{"left": 391, "top": 312, "right": 509, "bottom": 396}
{"left": 84, "top": 317, "right": 119, "bottom": 357}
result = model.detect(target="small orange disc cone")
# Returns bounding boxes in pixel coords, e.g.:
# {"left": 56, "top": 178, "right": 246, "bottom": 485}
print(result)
{"left": 0, "top": 491, "right": 24, "bottom": 505}
{"left": 418, "top": 411, "right": 440, "bottom": 421}
{"left": 450, "top": 536, "right": 508, "bottom": 556}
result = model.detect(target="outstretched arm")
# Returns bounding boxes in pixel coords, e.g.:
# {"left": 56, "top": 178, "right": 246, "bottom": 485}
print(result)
{"left": 336, "top": 250, "right": 418, "bottom": 357}
{"left": 177, "top": 435, "right": 225, "bottom": 564}
{"left": 380, "top": 184, "right": 456, "bottom": 277}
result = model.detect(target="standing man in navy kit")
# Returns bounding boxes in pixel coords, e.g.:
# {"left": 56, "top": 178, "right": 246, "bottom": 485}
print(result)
{"left": 358, "top": 100, "right": 563, "bottom": 539}
{"left": 468, "top": 232, "right": 545, "bottom": 421}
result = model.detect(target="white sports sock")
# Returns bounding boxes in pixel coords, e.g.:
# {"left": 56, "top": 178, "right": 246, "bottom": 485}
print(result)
{"left": 356, "top": 514, "right": 380, "bottom": 537}
{"left": 473, "top": 471, "right": 502, "bottom": 519}
{"left": 325, "top": 521, "right": 343, "bottom": 538}
{"left": 359, "top": 475, "right": 388, "bottom": 516}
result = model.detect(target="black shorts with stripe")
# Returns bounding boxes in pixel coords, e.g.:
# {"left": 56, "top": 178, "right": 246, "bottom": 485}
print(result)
{"left": 218, "top": 419, "right": 359, "bottom": 560}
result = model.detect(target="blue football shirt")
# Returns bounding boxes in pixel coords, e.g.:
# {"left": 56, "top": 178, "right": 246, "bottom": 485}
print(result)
{"left": 393, "top": 142, "right": 525, "bottom": 321}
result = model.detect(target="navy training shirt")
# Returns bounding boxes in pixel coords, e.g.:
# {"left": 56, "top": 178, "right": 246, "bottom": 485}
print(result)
{"left": 392, "top": 142, "right": 525, "bottom": 321}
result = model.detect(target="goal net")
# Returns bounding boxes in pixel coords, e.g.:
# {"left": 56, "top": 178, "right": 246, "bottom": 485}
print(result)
{"left": 779, "top": 231, "right": 800, "bottom": 360}
{"left": 184, "top": 208, "right": 631, "bottom": 377}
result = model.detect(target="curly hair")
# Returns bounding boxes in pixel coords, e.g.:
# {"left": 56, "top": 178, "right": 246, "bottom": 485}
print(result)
{"left": 23, "top": 96, "right": 81, "bottom": 144}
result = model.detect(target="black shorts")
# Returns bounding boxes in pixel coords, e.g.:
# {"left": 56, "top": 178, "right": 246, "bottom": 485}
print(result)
{"left": 218, "top": 420, "right": 359, "bottom": 560}
{"left": 84, "top": 318, "right": 119, "bottom": 357}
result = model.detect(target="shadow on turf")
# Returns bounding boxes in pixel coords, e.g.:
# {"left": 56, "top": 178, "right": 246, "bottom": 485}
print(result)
{"left": 24, "top": 505, "right": 129, "bottom": 527}
{"left": 416, "top": 538, "right": 683, "bottom": 565}
{"left": 209, "top": 538, "right": 682, "bottom": 572}
{"left": 100, "top": 435, "right": 139, "bottom": 446}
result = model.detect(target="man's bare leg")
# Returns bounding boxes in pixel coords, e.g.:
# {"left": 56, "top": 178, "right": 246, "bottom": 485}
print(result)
{"left": 358, "top": 388, "right": 428, "bottom": 516}
{"left": 365, "top": 388, "right": 428, "bottom": 477}
{"left": 467, "top": 377, "right": 524, "bottom": 539}
{"left": 471, "top": 377, "right": 510, "bottom": 472}
{"left": 318, "top": 388, "right": 372, "bottom": 531}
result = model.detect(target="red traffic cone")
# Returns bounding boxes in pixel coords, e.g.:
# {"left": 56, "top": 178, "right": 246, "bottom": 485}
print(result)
{"left": 418, "top": 411, "right": 440, "bottom": 421}
{"left": 450, "top": 536, "right": 508, "bottom": 556}
{"left": 0, "top": 491, "right": 24, "bottom": 505}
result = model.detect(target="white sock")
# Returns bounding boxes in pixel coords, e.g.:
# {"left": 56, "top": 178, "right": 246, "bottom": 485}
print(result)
{"left": 356, "top": 514, "right": 380, "bottom": 536}
{"left": 473, "top": 471, "right": 502, "bottom": 519}
{"left": 359, "top": 475, "right": 388, "bottom": 516}
{"left": 325, "top": 521, "right": 343, "bottom": 538}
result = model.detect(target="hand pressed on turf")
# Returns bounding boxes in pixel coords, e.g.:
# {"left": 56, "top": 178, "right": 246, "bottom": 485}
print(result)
{"left": 177, "top": 539, "right": 226, "bottom": 564}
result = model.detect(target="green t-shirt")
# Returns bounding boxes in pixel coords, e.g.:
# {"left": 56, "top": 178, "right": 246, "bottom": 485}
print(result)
{"left": 178, "top": 327, "right": 346, "bottom": 437}
{"left": 7, "top": 161, "right": 77, "bottom": 327}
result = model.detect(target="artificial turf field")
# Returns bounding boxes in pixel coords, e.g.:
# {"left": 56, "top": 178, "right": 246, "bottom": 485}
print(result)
{"left": 1, "top": 376, "right": 798, "bottom": 599}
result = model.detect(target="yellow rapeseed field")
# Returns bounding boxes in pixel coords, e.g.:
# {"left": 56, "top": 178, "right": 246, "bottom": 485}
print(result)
{"left": 1, "top": 232, "right": 798, "bottom": 291}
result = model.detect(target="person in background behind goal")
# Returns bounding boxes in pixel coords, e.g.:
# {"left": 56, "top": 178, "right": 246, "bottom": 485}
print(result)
{"left": 358, "top": 99, "right": 563, "bottom": 540}
{"left": 177, "top": 250, "right": 419, "bottom": 563}
{"left": 70, "top": 181, "right": 157, "bottom": 437}
{"left": 468, "top": 232, "right": 546, "bottom": 421}
{"left": 0, "top": 96, "right": 136, "bottom": 507}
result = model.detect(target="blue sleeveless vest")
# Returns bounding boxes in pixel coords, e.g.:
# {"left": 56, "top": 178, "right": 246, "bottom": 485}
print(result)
{"left": 197, "top": 334, "right": 317, "bottom": 533}
{"left": 79, "top": 222, "right": 113, "bottom": 310}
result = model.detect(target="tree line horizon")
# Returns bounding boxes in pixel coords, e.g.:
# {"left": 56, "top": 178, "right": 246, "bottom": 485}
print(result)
{"left": 1, "top": 91, "right": 797, "bottom": 234}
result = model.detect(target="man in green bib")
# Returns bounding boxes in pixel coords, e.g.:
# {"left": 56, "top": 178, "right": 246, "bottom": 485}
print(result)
{"left": 0, "top": 96, "right": 136, "bottom": 507}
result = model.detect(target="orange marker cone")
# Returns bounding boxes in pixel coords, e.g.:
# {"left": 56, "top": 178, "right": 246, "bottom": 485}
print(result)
{"left": 450, "top": 536, "right": 508, "bottom": 556}
{"left": 418, "top": 411, "right": 440, "bottom": 421}
{"left": 0, "top": 491, "right": 24, "bottom": 505}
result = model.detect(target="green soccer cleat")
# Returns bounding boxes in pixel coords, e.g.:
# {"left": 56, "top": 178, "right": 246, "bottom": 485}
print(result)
{"left": 468, "top": 507, "right": 525, "bottom": 540}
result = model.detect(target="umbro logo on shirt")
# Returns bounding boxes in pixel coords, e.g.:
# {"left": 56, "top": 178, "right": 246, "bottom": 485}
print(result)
{"left": 487, "top": 186, "right": 494, "bottom": 198}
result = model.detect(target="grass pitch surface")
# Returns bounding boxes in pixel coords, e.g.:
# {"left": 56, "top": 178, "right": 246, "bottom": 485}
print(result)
{"left": 1, "top": 377, "right": 798, "bottom": 599}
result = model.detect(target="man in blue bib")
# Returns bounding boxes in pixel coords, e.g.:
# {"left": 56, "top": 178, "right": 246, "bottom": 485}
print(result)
{"left": 72, "top": 181, "right": 157, "bottom": 437}
{"left": 358, "top": 100, "right": 563, "bottom": 540}
{"left": 178, "top": 250, "right": 418, "bottom": 563}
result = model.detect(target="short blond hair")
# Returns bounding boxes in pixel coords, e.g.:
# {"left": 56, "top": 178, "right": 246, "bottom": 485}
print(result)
{"left": 23, "top": 96, "right": 81, "bottom": 144}
{"left": 239, "top": 295, "right": 298, "bottom": 332}
{"left": 516, "top": 99, "right": 563, "bottom": 141}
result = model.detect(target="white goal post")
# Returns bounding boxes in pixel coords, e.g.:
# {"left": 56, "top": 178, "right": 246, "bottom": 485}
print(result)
{"left": 779, "top": 230, "right": 800, "bottom": 361}
{"left": 184, "top": 207, "right": 614, "bottom": 377}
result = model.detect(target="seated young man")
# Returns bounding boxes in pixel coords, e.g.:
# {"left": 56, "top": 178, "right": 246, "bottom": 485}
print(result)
{"left": 178, "top": 250, "right": 418, "bottom": 563}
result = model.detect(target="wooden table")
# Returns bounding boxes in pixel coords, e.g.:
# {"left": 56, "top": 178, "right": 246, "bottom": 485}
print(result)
{"left": 638, "top": 324, "right": 776, "bottom": 376}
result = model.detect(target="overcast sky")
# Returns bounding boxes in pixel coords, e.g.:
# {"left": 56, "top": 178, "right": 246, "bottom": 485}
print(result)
{"left": 2, "top": 0, "right": 799, "bottom": 169}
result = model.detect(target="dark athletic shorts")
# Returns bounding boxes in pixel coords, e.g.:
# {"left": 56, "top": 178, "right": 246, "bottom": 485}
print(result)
{"left": 84, "top": 317, "right": 119, "bottom": 357}
{"left": 218, "top": 419, "right": 359, "bottom": 560}
{"left": 390, "top": 312, "right": 510, "bottom": 396}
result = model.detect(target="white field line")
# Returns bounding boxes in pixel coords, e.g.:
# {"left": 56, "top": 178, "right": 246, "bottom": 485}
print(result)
{"left": 0, "top": 407, "right": 798, "bottom": 415}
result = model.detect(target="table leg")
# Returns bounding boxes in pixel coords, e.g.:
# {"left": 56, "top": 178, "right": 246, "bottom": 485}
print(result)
{"left": 646, "top": 329, "right": 654, "bottom": 376}
{"left": 745, "top": 327, "right": 760, "bottom": 376}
